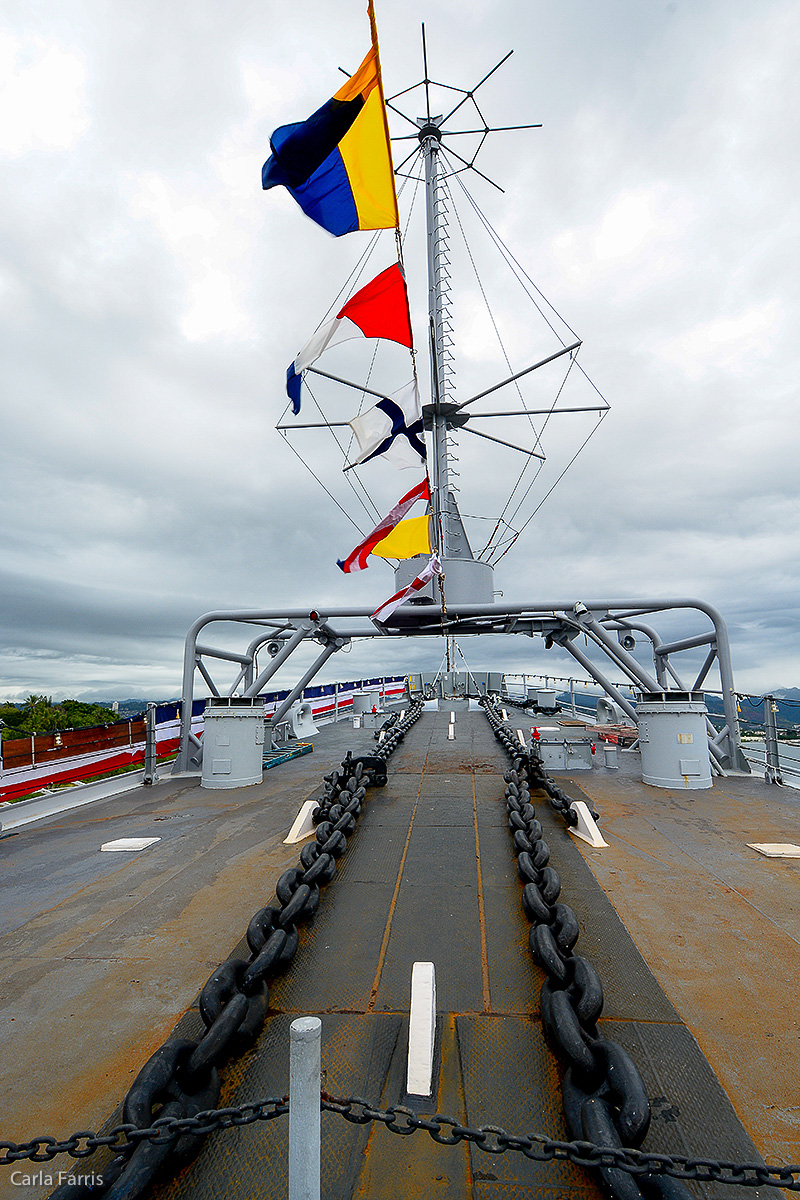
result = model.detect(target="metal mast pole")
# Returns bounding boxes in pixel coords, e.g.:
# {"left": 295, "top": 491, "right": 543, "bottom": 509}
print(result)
{"left": 419, "top": 117, "right": 450, "bottom": 558}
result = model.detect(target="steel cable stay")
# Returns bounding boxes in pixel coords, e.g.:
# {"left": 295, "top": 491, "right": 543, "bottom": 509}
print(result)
{"left": 304, "top": 379, "right": 383, "bottom": 527}
{"left": 484, "top": 355, "right": 581, "bottom": 564}
{"left": 276, "top": 427, "right": 365, "bottom": 538}
{"left": 312, "top": 173, "right": 417, "bottom": 328}
{"left": 489, "top": 409, "right": 609, "bottom": 567}
{"left": 424, "top": 148, "right": 595, "bottom": 563}
{"left": 453, "top": 171, "right": 612, "bottom": 412}
{"left": 439, "top": 142, "right": 548, "bottom": 559}
{"left": 443, "top": 150, "right": 545, "bottom": 449}
{"left": 394, "top": 122, "right": 609, "bottom": 570}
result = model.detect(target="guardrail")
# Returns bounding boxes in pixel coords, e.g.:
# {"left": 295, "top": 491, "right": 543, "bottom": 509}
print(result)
{"left": 0, "top": 677, "right": 406, "bottom": 803}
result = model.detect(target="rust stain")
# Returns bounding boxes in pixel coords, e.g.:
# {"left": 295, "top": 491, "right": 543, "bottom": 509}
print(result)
{"left": 568, "top": 768, "right": 800, "bottom": 1164}
{"left": 472, "top": 774, "right": 492, "bottom": 1014}
{"left": 365, "top": 751, "right": 429, "bottom": 1012}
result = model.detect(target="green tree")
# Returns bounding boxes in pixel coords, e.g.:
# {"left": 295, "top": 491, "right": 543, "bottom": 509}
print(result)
{"left": 1, "top": 695, "right": 119, "bottom": 740}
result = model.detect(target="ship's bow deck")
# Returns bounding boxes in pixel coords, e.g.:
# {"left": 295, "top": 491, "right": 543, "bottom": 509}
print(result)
{"left": 1, "top": 708, "right": 790, "bottom": 1199}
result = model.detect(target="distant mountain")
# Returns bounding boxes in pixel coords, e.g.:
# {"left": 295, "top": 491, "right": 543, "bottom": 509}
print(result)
{"left": 79, "top": 697, "right": 180, "bottom": 720}
{"left": 552, "top": 690, "right": 800, "bottom": 733}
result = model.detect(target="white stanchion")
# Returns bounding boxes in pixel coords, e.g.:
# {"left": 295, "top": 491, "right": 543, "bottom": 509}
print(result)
{"left": 289, "top": 1017, "right": 321, "bottom": 1200}
{"left": 448, "top": 723, "right": 455, "bottom": 740}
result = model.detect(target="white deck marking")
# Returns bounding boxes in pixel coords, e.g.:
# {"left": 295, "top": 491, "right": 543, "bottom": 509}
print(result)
{"left": 748, "top": 843, "right": 800, "bottom": 858}
{"left": 407, "top": 961, "right": 436, "bottom": 1096}
{"left": 100, "top": 837, "right": 161, "bottom": 852}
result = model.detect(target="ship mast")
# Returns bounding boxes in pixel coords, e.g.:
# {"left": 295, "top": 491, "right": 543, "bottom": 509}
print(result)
{"left": 419, "top": 114, "right": 451, "bottom": 557}
{"left": 392, "top": 112, "right": 497, "bottom": 606}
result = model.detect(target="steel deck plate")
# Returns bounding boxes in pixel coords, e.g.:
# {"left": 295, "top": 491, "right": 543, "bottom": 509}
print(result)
{"left": 2, "top": 708, "right": 781, "bottom": 1200}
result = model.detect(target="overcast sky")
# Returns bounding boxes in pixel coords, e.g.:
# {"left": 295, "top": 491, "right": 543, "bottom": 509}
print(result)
{"left": 1, "top": 0, "right": 798, "bottom": 703}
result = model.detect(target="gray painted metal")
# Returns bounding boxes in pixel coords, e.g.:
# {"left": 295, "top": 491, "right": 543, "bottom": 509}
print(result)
{"left": 637, "top": 693, "right": 712, "bottom": 790}
{"left": 0, "top": 768, "right": 151, "bottom": 832}
{"left": 764, "top": 696, "right": 784, "bottom": 785}
{"left": 173, "top": 595, "right": 749, "bottom": 775}
{"left": 420, "top": 118, "right": 451, "bottom": 558}
{"left": 268, "top": 641, "right": 342, "bottom": 735}
{"left": 289, "top": 1017, "right": 321, "bottom": 1200}
{"left": 200, "top": 697, "right": 265, "bottom": 790}
{"left": 143, "top": 702, "right": 157, "bottom": 785}
{"left": 393, "top": 552, "right": 495, "bottom": 604}
{"left": 558, "top": 635, "right": 641, "bottom": 726}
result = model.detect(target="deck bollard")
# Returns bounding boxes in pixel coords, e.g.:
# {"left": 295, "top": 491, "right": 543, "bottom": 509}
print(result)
{"left": 289, "top": 1016, "right": 321, "bottom": 1200}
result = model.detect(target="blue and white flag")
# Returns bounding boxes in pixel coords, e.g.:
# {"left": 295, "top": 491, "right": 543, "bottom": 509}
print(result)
{"left": 348, "top": 380, "right": 426, "bottom": 470}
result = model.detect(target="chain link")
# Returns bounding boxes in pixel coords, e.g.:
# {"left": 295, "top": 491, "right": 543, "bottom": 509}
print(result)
{"left": 4, "top": 1096, "right": 797, "bottom": 1190}
{"left": 6, "top": 700, "right": 793, "bottom": 1195}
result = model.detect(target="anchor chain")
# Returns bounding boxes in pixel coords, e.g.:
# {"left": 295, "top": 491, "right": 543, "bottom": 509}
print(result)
{"left": 21, "top": 703, "right": 423, "bottom": 1200}
{"left": 6, "top": 701, "right": 790, "bottom": 1195}
{"left": 481, "top": 695, "right": 583, "bottom": 825}
{"left": 480, "top": 694, "right": 695, "bottom": 1200}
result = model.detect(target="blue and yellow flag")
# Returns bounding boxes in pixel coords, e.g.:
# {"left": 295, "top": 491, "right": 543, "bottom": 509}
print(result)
{"left": 262, "top": 2, "right": 399, "bottom": 236}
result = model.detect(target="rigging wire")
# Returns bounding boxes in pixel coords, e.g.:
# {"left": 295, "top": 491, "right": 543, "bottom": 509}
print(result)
{"left": 453, "top": 172, "right": 611, "bottom": 408}
{"left": 483, "top": 352, "right": 578, "bottom": 558}
{"left": 437, "top": 160, "right": 612, "bottom": 560}
{"left": 277, "top": 428, "right": 366, "bottom": 537}
{"left": 441, "top": 146, "right": 552, "bottom": 559}
{"left": 304, "top": 378, "right": 382, "bottom": 524}
{"left": 489, "top": 409, "right": 609, "bottom": 567}
{"left": 316, "top": 174, "right": 418, "bottom": 325}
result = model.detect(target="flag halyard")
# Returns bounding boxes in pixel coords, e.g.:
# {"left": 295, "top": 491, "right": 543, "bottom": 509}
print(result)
{"left": 286, "top": 262, "right": 413, "bottom": 413}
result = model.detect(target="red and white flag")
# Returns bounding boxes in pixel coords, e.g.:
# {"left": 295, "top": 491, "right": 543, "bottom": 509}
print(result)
{"left": 286, "top": 262, "right": 413, "bottom": 413}
{"left": 371, "top": 553, "right": 443, "bottom": 625}
{"left": 338, "top": 477, "right": 429, "bottom": 573}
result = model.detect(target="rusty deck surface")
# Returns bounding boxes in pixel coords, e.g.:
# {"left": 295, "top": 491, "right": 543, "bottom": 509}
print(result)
{"left": 562, "top": 749, "right": 800, "bottom": 1166}
{"left": 0, "top": 718, "right": 379, "bottom": 1200}
{"left": 0, "top": 708, "right": 793, "bottom": 1199}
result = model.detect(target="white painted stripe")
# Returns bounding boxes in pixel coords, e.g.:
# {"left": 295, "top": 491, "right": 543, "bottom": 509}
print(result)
{"left": 448, "top": 724, "right": 455, "bottom": 740}
{"left": 101, "top": 837, "right": 161, "bottom": 852}
{"left": 406, "top": 961, "right": 436, "bottom": 1096}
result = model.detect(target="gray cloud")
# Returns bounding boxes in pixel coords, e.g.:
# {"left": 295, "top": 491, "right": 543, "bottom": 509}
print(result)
{"left": 1, "top": 0, "right": 799, "bottom": 702}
